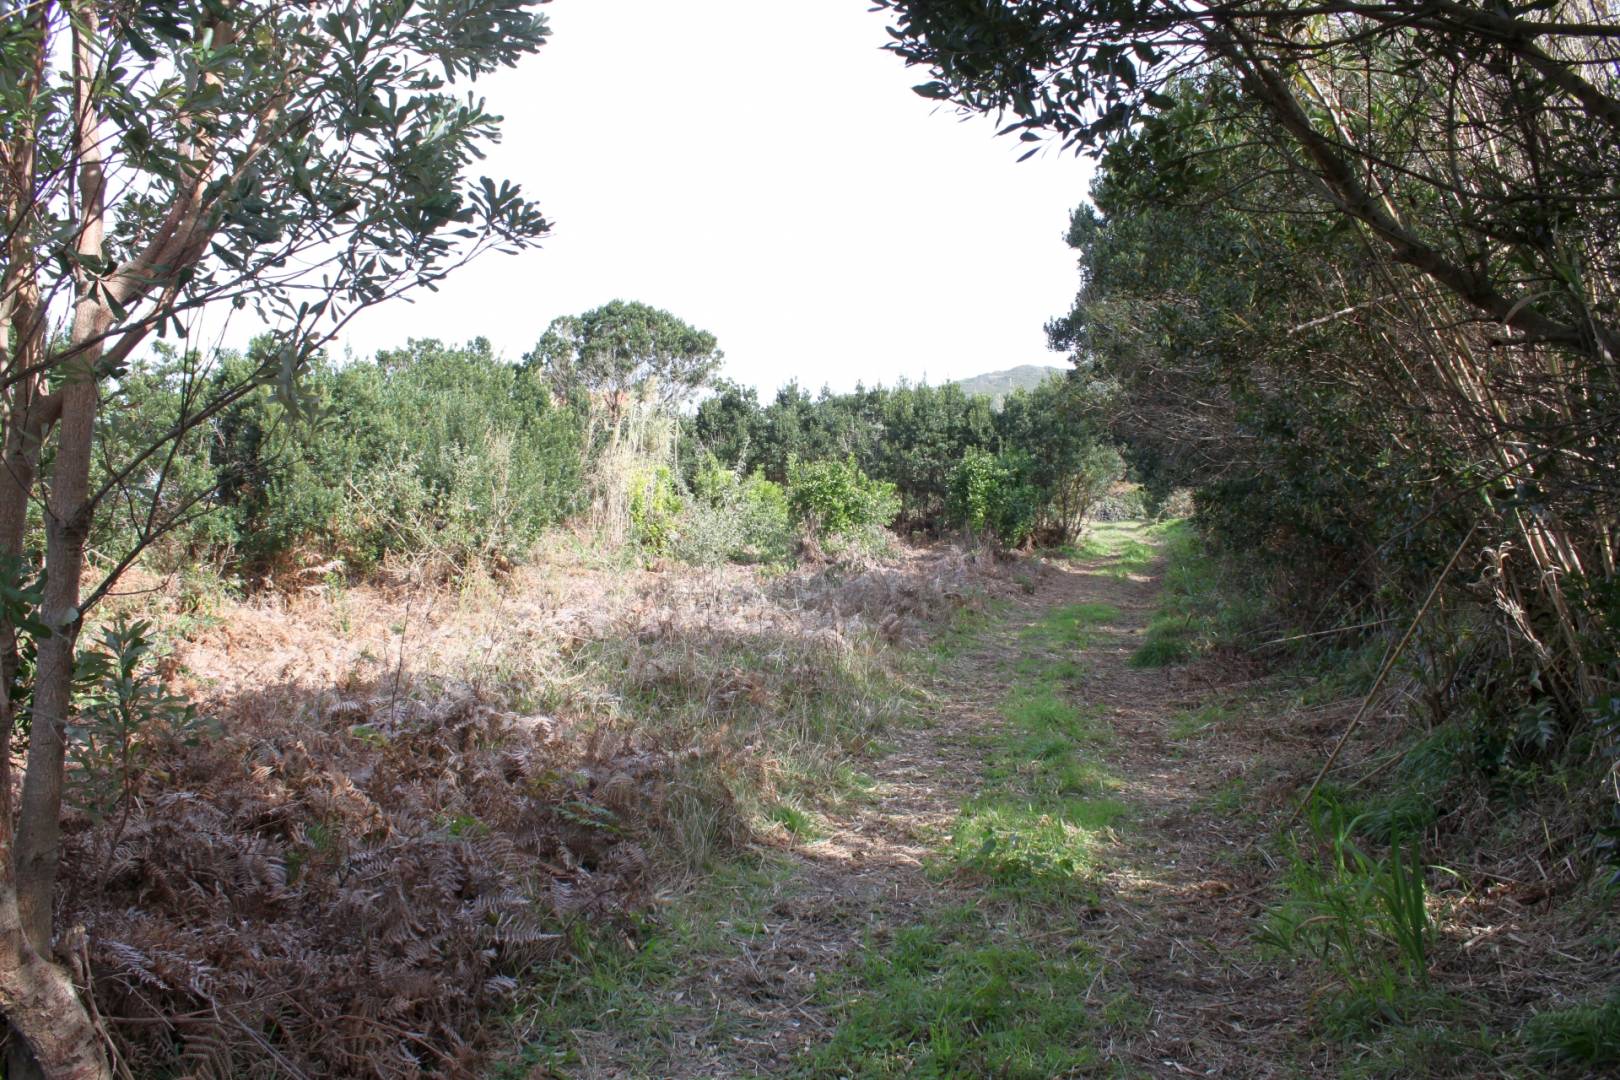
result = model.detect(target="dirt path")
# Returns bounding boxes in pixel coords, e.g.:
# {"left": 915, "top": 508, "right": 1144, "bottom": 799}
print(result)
{"left": 534, "top": 525, "right": 1307, "bottom": 1078}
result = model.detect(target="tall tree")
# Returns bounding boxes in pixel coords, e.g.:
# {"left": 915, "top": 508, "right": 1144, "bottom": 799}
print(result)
{"left": 0, "top": 3, "right": 551, "bottom": 1075}
{"left": 526, "top": 300, "right": 723, "bottom": 438}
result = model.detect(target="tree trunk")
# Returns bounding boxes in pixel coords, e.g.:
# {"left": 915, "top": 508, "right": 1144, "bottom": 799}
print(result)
{"left": 5, "top": 372, "right": 103, "bottom": 1080}
{"left": 0, "top": 889, "right": 106, "bottom": 1080}
{"left": 14, "top": 372, "right": 96, "bottom": 953}
{"left": 0, "top": 6, "right": 114, "bottom": 1075}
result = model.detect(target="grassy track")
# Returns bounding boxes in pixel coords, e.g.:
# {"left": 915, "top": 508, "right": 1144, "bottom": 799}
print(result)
{"left": 500, "top": 522, "right": 1611, "bottom": 1078}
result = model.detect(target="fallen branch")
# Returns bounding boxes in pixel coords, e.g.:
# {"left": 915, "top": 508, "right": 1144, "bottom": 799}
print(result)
{"left": 1287, "top": 523, "right": 1478, "bottom": 828}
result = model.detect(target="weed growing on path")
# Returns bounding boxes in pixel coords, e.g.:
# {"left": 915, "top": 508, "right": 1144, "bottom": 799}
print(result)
{"left": 805, "top": 552, "right": 1134, "bottom": 1077}
{"left": 1259, "top": 797, "right": 1436, "bottom": 1031}
{"left": 1029, "top": 600, "right": 1121, "bottom": 649}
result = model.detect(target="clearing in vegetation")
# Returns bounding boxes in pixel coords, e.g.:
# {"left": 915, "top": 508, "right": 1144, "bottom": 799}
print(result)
{"left": 501, "top": 522, "right": 1617, "bottom": 1079}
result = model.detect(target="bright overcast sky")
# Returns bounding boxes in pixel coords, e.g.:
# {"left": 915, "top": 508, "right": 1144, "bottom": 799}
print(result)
{"left": 330, "top": 0, "right": 1096, "bottom": 395}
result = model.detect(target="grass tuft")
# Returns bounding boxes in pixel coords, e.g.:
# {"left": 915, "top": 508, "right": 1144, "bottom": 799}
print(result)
{"left": 1522, "top": 994, "right": 1620, "bottom": 1069}
{"left": 1129, "top": 519, "right": 1261, "bottom": 667}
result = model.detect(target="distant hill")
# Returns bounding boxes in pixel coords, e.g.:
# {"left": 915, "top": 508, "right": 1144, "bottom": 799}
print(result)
{"left": 951, "top": 364, "right": 1067, "bottom": 405}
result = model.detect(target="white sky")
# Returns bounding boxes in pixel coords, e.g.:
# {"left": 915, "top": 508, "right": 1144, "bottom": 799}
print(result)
{"left": 332, "top": 0, "right": 1095, "bottom": 395}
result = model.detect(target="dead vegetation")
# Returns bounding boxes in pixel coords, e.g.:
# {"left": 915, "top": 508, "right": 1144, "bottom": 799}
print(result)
{"left": 46, "top": 535, "right": 1012, "bottom": 1078}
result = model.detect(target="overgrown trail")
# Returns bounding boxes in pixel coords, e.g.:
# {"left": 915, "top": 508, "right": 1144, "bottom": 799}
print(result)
{"left": 523, "top": 524, "right": 1308, "bottom": 1078}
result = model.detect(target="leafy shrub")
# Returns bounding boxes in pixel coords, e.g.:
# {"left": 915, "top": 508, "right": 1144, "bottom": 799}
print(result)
{"left": 68, "top": 618, "right": 211, "bottom": 827}
{"left": 785, "top": 455, "right": 900, "bottom": 537}
{"left": 948, "top": 447, "right": 1042, "bottom": 546}
{"left": 213, "top": 337, "right": 583, "bottom": 574}
{"left": 628, "top": 465, "right": 683, "bottom": 555}
{"left": 675, "top": 456, "right": 792, "bottom": 564}
{"left": 1055, "top": 442, "right": 1126, "bottom": 527}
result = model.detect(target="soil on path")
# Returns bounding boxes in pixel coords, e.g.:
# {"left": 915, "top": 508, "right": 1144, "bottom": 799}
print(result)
{"left": 546, "top": 530, "right": 1311, "bottom": 1079}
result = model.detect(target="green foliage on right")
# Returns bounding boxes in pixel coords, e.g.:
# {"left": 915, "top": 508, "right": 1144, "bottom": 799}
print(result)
{"left": 1522, "top": 994, "right": 1620, "bottom": 1070}
{"left": 1045, "top": 69, "right": 1618, "bottom": 808}
{"left": 687, "top": 371, "right": 1121, "bottom": 544}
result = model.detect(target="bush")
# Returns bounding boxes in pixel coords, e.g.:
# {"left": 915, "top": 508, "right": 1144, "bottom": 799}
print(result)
{"left": 674, "top": 456, "right": 792, "bottom": 564}
{"left": 627, "top": 465, "right": 683, "bottom": 555}
{"left": 947, "top": 448, "right": 1042, "bottom": 546}
{"left": 91, "top": 345, "right": 244, "bottom": 570}
{"left": 213, "top": 337, "right": 583, "bottom": 574}
{"left": 785, "top": 455, "right": 900, "bottom": 537}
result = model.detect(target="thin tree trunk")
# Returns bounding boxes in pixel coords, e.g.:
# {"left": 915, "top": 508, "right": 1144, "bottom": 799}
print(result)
{"left": 1, "top": 5, "right": 113, "bottom": 1076}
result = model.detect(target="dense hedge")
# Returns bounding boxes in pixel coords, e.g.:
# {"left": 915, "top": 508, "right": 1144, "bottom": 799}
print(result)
{"left": 99, "top": 337, "right": 583, "bottom": 577}
{"left": 686, "top": 373, "right": 1116, "bottom": 542}
{"left": 1054, "top": 76, "right": 1619, "bottom": 787}
{"left": 96, "top": 337, "right": 1125, "bottom": 581}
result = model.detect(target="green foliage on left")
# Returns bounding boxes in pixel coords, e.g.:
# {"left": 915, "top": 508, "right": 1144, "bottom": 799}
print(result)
{"left": 103, "top": 337, "right": 583, "bottom": 576}
{"left": 68, "top": 617, "right": 210, "bottom": 825}
{"left": 786, "top": 456, "right": 901, "bottom": 538}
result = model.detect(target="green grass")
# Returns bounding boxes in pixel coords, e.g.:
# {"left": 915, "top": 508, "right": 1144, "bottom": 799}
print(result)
{"left": 1001, "top": 683, "right": 1106, "bottom": 740}
{"left": 1258, "top": 797, "right": 1437, "bottom": 1042}
{"left": 943, "top": 796, "right": 1125, "bottom": 904}
{"left": 797, "top": 907, "right": 1104, "bottom": 1079}
{"left": 1055, "top": 522, "right": 1158, "bottom": 581}
{"left": 1333, "top": 1002, "right": 1505, "bottom": 1078}
{"left": 1521, "top": 993, "right": 1620, "bottom": 1070}
{"left": 1054, "top": 535, "right": 1109, "bottom": 561}
{"left": 952, "top": 598, "right": 1126, "bottom": 906}
{"left": 929, "top": 600, "right": 1006, "bottom": 663}
{"left": 1108, "top": 537, "right": 1156, "bottom": 578}
{"left": 1128, "top": 520, "right": 1261, "bottom": 667}
{"left": 768, "top": 800, "right": 823, "bottom": 839}
{"left": 1027, "top": 601, "right": 1120, "bottom": 649}
{"left": 1169, "top": 701, "right": 1234, "bottom": 740}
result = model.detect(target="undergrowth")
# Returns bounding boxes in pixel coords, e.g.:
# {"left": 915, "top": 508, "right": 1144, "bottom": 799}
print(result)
{"left": 1259, "top": 796, "right": 1435, "bottom": 1023}
{"left": 64, "top": 541, "right": 989, "bottom": 1077}
{"left": 498, "top": 858, "right": 795, "bottom": 1077}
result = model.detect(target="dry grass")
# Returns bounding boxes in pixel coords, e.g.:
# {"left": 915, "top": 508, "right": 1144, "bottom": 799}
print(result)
{"left": 53, "top": 533, "right": 1013, "bottom": 1078}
